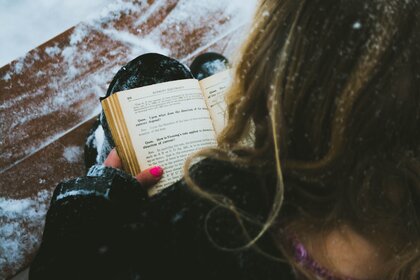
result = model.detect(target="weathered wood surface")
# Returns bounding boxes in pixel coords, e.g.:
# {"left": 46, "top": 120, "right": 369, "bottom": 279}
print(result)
{"left": 0, "top": 0, "right": 256, "bottom": 278}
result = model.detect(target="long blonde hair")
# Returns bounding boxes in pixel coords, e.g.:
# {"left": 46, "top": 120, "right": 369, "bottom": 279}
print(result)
{"left": 184, "top": 0, "right": 420, "bottom": 278}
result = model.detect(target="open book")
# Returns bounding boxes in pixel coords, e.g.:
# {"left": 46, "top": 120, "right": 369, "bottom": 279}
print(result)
{"left": 102, "top": 69, "right": 231, "bottom": 195}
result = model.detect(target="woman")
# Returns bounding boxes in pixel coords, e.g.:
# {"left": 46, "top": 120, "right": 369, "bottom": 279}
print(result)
{"left": 30, "top": 0, "right": 420, "bottom": 279}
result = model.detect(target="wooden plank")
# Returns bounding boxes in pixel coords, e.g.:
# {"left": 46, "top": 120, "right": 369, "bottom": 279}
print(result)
{"left": 0, "top": 0, "right": 256, "bottom": 278}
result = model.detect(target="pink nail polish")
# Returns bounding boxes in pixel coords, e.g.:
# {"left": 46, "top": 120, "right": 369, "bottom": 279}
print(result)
{"left": 149, "top": 166, "right": 163, "bottom": 177}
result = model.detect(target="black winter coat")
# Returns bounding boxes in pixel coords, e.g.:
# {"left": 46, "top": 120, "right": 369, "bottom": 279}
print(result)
{"left": 29, "top": 158, "right": 295, "bottom": 280}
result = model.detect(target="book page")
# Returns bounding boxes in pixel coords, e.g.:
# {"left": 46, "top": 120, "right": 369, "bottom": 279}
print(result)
{"left": 199, "top": 69, "right": 232, "bottom": 135}
{"left": 116, "top": 79, "right": 217, "bottom": 195}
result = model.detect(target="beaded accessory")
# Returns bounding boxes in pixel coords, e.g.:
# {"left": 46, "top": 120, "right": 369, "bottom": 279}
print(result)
{"left": 292, "top": 238, "right": 358, "bottom": 280}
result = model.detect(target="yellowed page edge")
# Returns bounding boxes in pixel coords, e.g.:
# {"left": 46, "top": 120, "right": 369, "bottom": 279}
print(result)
{"left": 113, "top": 96, "right": 141, "bottom": 175}
{"left": 102, "top": 96, "right": 136, "bottom": 175}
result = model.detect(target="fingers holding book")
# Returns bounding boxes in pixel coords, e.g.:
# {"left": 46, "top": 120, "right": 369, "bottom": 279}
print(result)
{"left": 134, "top": 166, "right": 164, "bottom": 189}
{"left": 103, "top": 148, "right": 122, "bottom": 169}
{"left": 104, "top": 148, "right": 164, "bottom": 188}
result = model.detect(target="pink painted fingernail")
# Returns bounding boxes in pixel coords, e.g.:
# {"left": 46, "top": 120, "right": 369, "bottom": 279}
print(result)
{"left": 149, "top": 166, "right": 163, "bottom": 177}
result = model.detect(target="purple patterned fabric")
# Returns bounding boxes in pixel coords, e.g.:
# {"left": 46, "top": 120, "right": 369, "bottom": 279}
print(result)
{"left": 292, "top": 238, "right": 358, "bottom": 280}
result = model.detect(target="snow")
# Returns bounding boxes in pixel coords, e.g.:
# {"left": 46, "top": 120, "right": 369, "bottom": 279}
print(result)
{"left": 85, "top": 122, "right": 108, "bottom": 165}
{"left": 145, "top": 0, "right": 257, "bottom": 53}
{"left": 63, "top": 146, "right": 83, "bottom": 163}
{"left": 94, "top": 124, "right": 105, "bottom": 163}
{"left": 352, "top": 21, "right": 362, "bottom": 29}
{"left": 69, "top": 24, "right": 90, "bottom": 45}
{"left": 87, "top": 0, "right": 138, "bottom": 26}
{"left": 0, "top": 190, "right": 52, "bottom": 278}
{"left": 201, "top": 60, "right": 227, "bottom": 76}
{"left": 100, "top": 28, "right": 170, "bottom": 56}
{"left": 12, "top": 58, "right": 24, "bottom": 74}
{"left": 55, "top": 189, "right": 102, "bottom": 200}
{"left": 2, "top": 72, "right": 11, "bottom": 81}
{"left": 133, "top": 0, "right": 166, "bottom": 26}
{"left": 44, "top": 45, "right": 61, "bottom": 57}
{"left": 0, "top": 0, "right": 113, "bottom": 67}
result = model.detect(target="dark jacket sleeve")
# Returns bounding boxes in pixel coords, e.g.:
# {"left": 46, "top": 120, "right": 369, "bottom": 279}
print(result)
{"left": 29, "top": 161, "right": 295, "bottom": 280}
{"left": 29, "top": 165, "right": 150, "bottom": 279}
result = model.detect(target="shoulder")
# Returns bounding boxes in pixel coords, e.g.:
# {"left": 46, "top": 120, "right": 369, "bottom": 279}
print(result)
{"left": 169, "top": 158, "right": 294, "bottom": 279}
{"left": 186, "top": 157, "right": 265, "bottom": 190}
{"left": 174, "top": 157, "right": 273, "bottom": 223}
